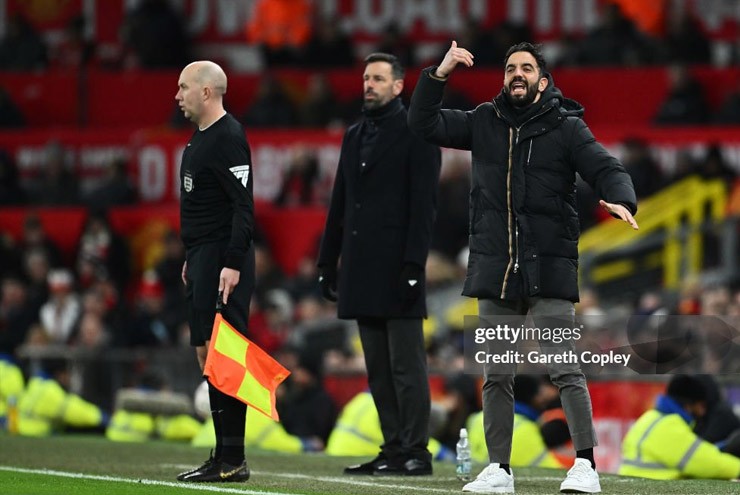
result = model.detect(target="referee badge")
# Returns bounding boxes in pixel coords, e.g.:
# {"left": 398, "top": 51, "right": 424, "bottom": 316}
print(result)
{"left": 184, "top": 171, "right": 194, "bottom": 192}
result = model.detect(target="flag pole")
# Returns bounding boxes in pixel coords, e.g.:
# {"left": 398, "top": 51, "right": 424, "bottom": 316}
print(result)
{"left": 216, "top": 290, "right": 224, "bottom": 314}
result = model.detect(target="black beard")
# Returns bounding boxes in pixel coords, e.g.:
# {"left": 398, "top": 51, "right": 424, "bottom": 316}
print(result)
{"left": 363, "top": 99, "right": 382, "bottom": 111}
{"left": 504, "top": 82, "right": 539, "bottom": 108}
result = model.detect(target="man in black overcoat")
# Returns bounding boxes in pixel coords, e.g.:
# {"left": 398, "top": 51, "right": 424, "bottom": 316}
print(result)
{"left": 318, "top": 52, "right": 442, "bottom": 476}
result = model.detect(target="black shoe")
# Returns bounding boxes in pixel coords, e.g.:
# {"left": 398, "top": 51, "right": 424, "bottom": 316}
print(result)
{"left": 344, "top": 454, "right": 387, "bottom": 475}
{"left": 374, "top": 458, "right": 432, "bottom": 476}
{"left": 179, "top": 459, "right": 250, "bottom": 483}
{"left": 403, "top": 458, "right": 432, "bottom": 476}
{"left": 177, "top": 451, "right": 216, "bottom": 481}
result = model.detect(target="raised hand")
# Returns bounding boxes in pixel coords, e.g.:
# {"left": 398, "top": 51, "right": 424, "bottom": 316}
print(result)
{"left": 435, "top": 40, "right": 474, "bottom": 79}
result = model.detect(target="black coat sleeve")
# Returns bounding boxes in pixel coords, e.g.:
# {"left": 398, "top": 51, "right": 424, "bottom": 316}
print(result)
{"left": 317, "top": 135, "right": 348, "bottom": 269}
{"left": 569, "top": 118, "right": 638, "bottom": 215}
{"left": 407, "top": 67, "right": 474, "bottom": 150}
{"left": 212, "top": 132, "right": 254, "bottom": 269}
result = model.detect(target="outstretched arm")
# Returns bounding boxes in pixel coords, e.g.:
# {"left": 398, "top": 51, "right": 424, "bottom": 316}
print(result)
{"left": 408, "top": 40, "right": 477, "bottom": 150}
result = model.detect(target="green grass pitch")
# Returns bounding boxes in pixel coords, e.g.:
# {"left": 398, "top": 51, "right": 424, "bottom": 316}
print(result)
{"left": 0, "top": 433, "right": 738, "bottom": 494}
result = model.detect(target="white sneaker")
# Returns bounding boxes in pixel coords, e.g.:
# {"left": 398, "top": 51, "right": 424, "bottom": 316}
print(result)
{"left": 462, "top": 463, "right": 514, "bottom": 493}
{"left": 560, "top": 458, "right": 601, "bottom": 493}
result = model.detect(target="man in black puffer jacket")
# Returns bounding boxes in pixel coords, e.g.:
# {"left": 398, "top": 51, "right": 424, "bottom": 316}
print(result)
{"left": 409, "top": 42, "right": 638, "bottom": 494}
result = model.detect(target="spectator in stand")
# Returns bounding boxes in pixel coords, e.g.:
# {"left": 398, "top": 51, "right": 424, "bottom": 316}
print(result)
{"left": 22, "top": 248, "right": 51, "bottom": 316}
{"left": 123, "top": 271, "right": 172, "bottom": 347}
{"left": 27, "top": 142, "right": 79, "bottom": 206}
{"left": 568, "top": 2, "right": 656, "bottom": 66}
{"left": 38, "top": 269, "right": 81, "bottom": 345}
{"left": 82, "top": 157, "right": 137, "bottom": 209}
{"left": 247, "top": 289, "right": 293, "bottom": 354}
{"left": 0, "top": 14, "right": 47, "bottom": 70}
{"left": 285, "top": 256, "right": 323, "bottom": 302}
{"left": 660, "top": 9, "right": 711, "bottom": 65}
{"left": 0, "top": 88, "right": 25, "bottom": 128}
{"left": 699, "top": 144, "right": 737, "bottom": 185}
{"left": 75, "top": 210, "right": 131, "bottom": 293}
{"left": 670, "top": 149, "right": 700, "bottom": 183}
{"left": 154, "top": 230, "right": 187, "bottom": 342}
{"left": 52, "top": 15, "right": 96, "bottom": 69}
{"left": 246, "top": 0, "right": 313, "bottom": 67}
{"left": 303, "top": 16, "right": 355, "bottom": 68}
{"left": 298, "top": 73, "right": 342, "bottom": 128}
{"left": 621, "top": 137, "right": 664, "bottom": 199}
{"left": 253, "top": 243, "right": 287, "bottom": 304}
{"left": 0, "top": 276, "right": 36, "bottom": 355}
{"left": 276, "top": 346, "right": 338, "bottom": 448}
{"left": 19, "top": 214, "right": 63, "bottom": 268}
{"left": 694, "top": 375, "right": 740, "bottom": 448}
{"left": 654, "top": 65, "right": 709, "bottom": 125}
{"left": 437, "top": 17, "right": 497, "bottom": 67}
{"left": 375, "top": 23, "right": 416, "bottom": 68}
{"left": 274, "top": 146, "right": 321, "bottom": 207}
{"left": 0, "top": 149, "right": 25, "bottom": 205}
{"left": 242, "top": 75, "right": 297, "bottom": 128}
{"left": 120, "top": 0, "right": 191, "bottom": 69}
{"left": 0, "top": 233, "right": 22, "bottom": 283}
{"left": 713, "top": 79, "right": 740, "bottom": 125}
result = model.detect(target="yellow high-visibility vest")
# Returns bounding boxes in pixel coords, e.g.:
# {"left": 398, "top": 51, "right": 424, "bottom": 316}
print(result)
{"left": 619, "top": 409, "right": 740, "bottom": 480}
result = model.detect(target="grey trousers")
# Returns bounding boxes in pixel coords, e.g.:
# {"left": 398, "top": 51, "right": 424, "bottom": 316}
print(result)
{"left": 478, "top": 298, "right": 598, "bottom": 463}
{"left": 358, "top": 317, "right": 431, "bottom": 462}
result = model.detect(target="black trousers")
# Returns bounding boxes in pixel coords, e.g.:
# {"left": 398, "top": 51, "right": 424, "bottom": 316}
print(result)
{"left": 358, "top": 317, "right": 431, "bottom": 462}
{"left": 185, "top": 241, "right": 255, "bottom": 346}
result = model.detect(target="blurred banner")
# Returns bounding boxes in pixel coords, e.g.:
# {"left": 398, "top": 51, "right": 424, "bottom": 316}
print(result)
{"left": 4, "top": 0, "right": 739, "bottom": 44}
{"left": 1, "top": 128, "right": 738, "bottom": 204}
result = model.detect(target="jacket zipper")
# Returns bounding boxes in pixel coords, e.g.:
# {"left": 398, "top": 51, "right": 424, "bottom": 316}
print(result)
{"left": 497, "top": 106, "right": 549, "bottom": 299}
{"left": 500, "top": 128, "right": 515, "bottom": 299}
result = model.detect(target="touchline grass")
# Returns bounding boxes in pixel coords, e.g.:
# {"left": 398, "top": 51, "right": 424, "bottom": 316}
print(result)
{"left": 0, "top": 433, "right": 738, "bottom": 494}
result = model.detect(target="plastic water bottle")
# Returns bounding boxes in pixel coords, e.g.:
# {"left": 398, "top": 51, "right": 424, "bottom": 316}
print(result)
{"left": 456, "top": 427, "right": 472, "bottom": 481}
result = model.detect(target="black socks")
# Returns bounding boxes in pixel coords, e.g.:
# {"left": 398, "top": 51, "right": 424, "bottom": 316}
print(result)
{"left": 499, "top": 463, "right": 511, "bottom": 474}
{"left": 207, "top": 381, "right": 247, "bottom": 465}
{"left": 576, "top": 448, "right": 596, "bottom": 469}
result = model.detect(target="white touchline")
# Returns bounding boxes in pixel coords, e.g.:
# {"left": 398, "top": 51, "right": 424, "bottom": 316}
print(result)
{"left": 258, "top": 471, "right": 452, "bottom": 493}
{"left": 0, "top": 465, "right": 296, "bottom": 495}
{"left": 163, "top": 465, "right": 454, "bottom": 493}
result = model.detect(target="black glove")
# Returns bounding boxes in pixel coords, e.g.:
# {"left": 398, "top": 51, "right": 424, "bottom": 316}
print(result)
{"left": 318, "top": 266, "right": 338, "bottom": 302}
{"left": 399, "top": 263, "right": 423, "bottom": 305}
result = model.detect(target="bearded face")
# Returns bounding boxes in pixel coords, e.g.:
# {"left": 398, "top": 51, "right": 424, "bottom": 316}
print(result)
{"left": 503, "top": 75, "right": 541, "bottom": 108}
{"left": 503, "top": 51, "right": 547, "bottom": 108}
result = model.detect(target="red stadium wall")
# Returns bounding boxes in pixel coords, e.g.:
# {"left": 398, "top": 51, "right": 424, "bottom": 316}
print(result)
{"left": 4, "top": 67, "right": 740, "bottom": 129}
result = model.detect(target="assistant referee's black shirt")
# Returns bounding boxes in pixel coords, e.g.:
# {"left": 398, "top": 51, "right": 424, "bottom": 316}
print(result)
{"left": 179, "top": 112, "right": 254, "bottom": 269}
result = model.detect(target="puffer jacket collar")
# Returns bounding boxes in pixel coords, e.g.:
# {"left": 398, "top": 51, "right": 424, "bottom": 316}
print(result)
{"left": 491, "top": 72, "right": 584, "bottom": 141}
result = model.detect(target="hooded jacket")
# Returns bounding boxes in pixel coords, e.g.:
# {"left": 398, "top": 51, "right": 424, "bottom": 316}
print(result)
{"left": 408, "top": 67, "right": 637, "bottom": 301}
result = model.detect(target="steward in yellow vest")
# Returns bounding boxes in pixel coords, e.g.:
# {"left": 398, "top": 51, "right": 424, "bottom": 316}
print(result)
{"left": 325, "top": 391, "right": 448, "bottom": 460}
{"left": 17, "top": 374, "right": 106, "bottom": 437}
{"left": 0, "top": 356, "right": 25, "bottom": 431}
{"left": 619, "top": 374, "right": 740, "bottom": 480}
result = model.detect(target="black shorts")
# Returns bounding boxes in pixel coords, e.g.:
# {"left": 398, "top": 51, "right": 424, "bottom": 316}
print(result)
{"left": 185, "top": 242, "right": 255, "bottom": 347}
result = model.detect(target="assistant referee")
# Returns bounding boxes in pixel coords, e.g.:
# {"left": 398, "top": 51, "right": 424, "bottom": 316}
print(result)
{"left": 174, "top": 60, "right": 255, "bottom": 483}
